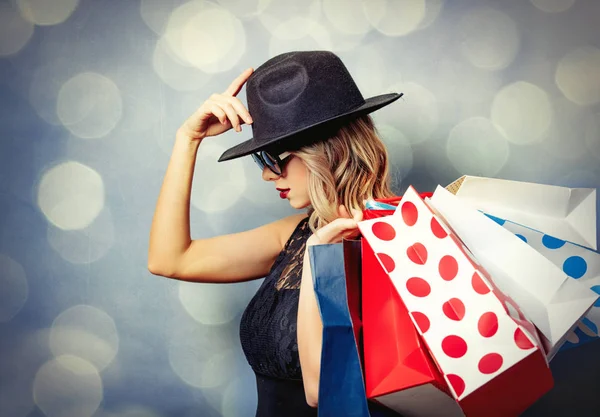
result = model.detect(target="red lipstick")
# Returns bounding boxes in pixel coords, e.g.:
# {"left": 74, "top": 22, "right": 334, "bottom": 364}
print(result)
{"left": 276, "top": 188, "right": 290, "bottom": 199}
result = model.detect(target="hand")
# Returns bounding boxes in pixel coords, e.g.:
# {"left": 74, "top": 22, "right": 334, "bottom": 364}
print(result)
{"left": 177, "top": 67, "right": 254, "bottom": 141}
{"left": 307, "top": 205, "right": 364, "bottom": 246}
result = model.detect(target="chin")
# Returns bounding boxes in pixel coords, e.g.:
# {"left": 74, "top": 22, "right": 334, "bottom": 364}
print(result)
{"left": 289, "top": 198, "right": 311, "bottom": 210}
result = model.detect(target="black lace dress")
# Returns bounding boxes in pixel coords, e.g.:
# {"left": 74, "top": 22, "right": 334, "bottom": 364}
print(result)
{"left": 239, "top": 217, "right": 401, "bottom": 417}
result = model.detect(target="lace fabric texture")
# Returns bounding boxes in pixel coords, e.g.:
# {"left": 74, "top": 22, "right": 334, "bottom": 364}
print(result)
{"left": 239, "top": 216, "right": 311, "bottom": 380}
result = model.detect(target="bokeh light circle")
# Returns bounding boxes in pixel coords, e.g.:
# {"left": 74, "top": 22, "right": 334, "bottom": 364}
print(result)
{"left": 0, "top": 2, "right": 34, "bottom": 56}
{"left": 37, "top": 161, "right": 105, "bottom": 230}
{"left": 17, "top": 0, "right": 80, "bottom": 26}
{"left": 180, "top": 5, "right": 246, "bottom": 73}
{"left": 50, "top": 305, "right": 119, "bottom": 372}
{"left": 556, "top": 46, "right": 600, "bottom": 106}
{"left": 530, "top": 0, "right": 576, "bottom": 13}
{"left": 258, "top": 0, "right": 321, "bottom": 40}
{"left": 153, "top": 37, "right": 213, "bottom": 91}
{"left": 221, "top": 371, "right": 258, "bottom": 417}
{"left": 190, "top": 141, "right": 246, "bottom": 213}
{"left": 33, "top": 355, "right": 103, "bottom": 417}
{"left": 447, "top": 117, "right": 510, "bottom": 177}
{"left": 385, "top": 82, "right": 439, "bottom": 144}
{"left": 491, "top": 81, "right": 553, "bottom": 145}
{"left": 269, "top": 21, "right": 332, "bottom": 57}
{"left": 47, "top": 206, "right": 115, "bottom": 264}
{"left": 167, "top": 323, "right": 244, "bottom": 389}
{"left": 95, "top": 405, "right": 164, "bottom": 417}
{"left": 0, "top": 254, "right": 28, "bottom": 322}
{"left": 458, "top": 7, "right": 520, "bottom": 70}
{"left": 584, "top": 112, "right": 600, "bottom": 161}
{"left": 216, "top": 0, "right": 263, "bottom": 20}
{"left": 322, "top": 0, "right": 371, "bottom": 36}
{"left": 57, "top": 72, "right": 123, "bottom": 139}
{"left": 376, "top": 124, "right": 414, "bottom": 182}
{"left": 178, "top": 280, "right": 259, "bottom": 325}
{"left": 140, "top": 0, "right": 184, "bottom": 35}
{"left": 541, "top": 98, "right": 591, "bottom": 161}
{"left": 364, "top": 0, "right": 426, "bottom": 37}
{"left": 163, "top": 0, "right": 246, "bottom": 73}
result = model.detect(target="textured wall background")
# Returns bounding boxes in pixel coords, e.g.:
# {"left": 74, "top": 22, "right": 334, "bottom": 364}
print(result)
{"left": 1, "top": 0, "right": 599, "bottom": 416}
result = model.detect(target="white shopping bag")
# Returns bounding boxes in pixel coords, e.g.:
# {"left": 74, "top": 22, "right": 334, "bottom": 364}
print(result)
{"left": 486, "top": 213, "right": 600, "bottom": 351}
{"left": 446, "top": 175, "right": 597, "bottom": 250}
{"left": 428, "top": 186, "right": 599, "bottom": 358}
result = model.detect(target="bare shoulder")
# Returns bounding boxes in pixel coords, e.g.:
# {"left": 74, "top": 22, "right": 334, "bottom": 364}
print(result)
{"left": 275, "top": 212, "right": 310, "bottom": 248}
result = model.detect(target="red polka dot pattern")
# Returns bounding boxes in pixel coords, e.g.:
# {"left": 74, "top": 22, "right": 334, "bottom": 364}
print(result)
{"left": 407, "top": 243, "right": 428, "bottom": 265}
{"left": 514, "top": 329, "right": 535, "bottom": 350}
{"left": 377, "top": 253, "right": 395, "bottom": 273}
{"left": 478, "top": 353, "right": 503, "bottom": 374}
{"left": 401, "top": 201, "right": 419, "bottom": 226}
{"left": 411, "top": 311, "right": 430, "bottom": 333}
{"left": 446, "top": 374, "right": 466, "bottom": 397}
{"left": 372, "top": 221, "right": 396, "bottom": 241}
{"left": 471, "top": 272, "right": 490, "bottom": 294}
{"left": 441, "top": 335, "right": 468, "bottom": 358}
{"left": 439, "top": 255, "right": 459, "bottom": 281}
{"left": 478, "top": 312, "right": 499, "bottom": 338}
{"left": 430, "top": 217, "right": 448, "bottom": 238}
{"left": 406, "top": 277, "right": 431, "bottom": 297}
{"left": 443, "top": 298, "right": 465, "bottom": 321}
{"left": 356, "top": 186, "right": 543, "bottom": 401}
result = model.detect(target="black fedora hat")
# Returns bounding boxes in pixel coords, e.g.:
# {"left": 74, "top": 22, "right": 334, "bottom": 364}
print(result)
{"left": 217, "top": 50, "right": 403, "bottom": 162}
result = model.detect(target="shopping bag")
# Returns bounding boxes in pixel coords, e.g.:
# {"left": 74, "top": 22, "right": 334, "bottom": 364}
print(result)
{"left": 429, "top": 186, "right": 599, "bottom": 358}
{"left": 358, "top": 186, "right": 554, "bottom": 417}
{"left": 446, "top": 175, "right": 597, "bottom": 250}
{"left": 362, "top": 237, "right": 463, "bottom": 417}
{"left": 309, "top": 243, "right": 404, "bottom": 417}
{"left": 344, "top": 239, "right": 364, "bottom": 360}
{"left": 483, "top": 213, "right": 600, "bottom": 351}
{"left": 363, "top": 193, "right": 433, "bottom": 220}
{"left": 308, "top": 243, "right": 370, "bottom": 417}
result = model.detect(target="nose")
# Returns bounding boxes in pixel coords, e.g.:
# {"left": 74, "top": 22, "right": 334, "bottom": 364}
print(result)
{"left": 261, "top": 166, "right": 280, "bottom": 182}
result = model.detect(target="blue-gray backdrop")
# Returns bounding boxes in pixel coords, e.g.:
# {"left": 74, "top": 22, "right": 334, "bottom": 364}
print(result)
{"left": 1, "top": 0, "right": 599, "bottom": 416}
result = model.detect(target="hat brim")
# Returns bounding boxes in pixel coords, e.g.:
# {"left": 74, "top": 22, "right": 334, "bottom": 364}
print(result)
{"left": 217, "top": 92, "right": 403, "bottom": 162}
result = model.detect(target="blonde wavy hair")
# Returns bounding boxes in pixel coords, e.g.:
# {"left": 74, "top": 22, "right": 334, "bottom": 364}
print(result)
{"left": 291, "top": 115, "right": 395, "bottom": 234}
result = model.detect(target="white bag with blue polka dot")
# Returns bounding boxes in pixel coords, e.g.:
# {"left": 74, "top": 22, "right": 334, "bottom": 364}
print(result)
{"left": 485, "top": 213, "right": 600, "bottom": 353}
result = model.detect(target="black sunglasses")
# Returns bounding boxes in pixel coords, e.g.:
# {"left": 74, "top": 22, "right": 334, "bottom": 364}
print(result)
{"left": 252, "top": 150, "right": 292, "bottom": 175}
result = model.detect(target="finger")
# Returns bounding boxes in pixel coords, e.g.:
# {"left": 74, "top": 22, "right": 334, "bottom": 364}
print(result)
{"left": 208, "top": 103, "right": 228, "bottom": 125}
{"left": 317, "top": 218, "right": 359, "bottom": 242}
{"left": 214, "top": 101, "right": 242, "bottom": 132}
{"left": 220, "top": 95, "right": 252, "bottom": 125}
{"left": 224, "top": 67, "right": 254, "bottom": 97}
{"left": 338, "top": 204, "right": 351, "bottom": 219}
{"left": 351, "top": 208, "right": 363, "bottom": 222}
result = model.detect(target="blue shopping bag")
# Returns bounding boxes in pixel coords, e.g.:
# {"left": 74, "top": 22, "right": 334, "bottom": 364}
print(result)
{"left": 308, "top": 242, "right": 401, "bottom": 417}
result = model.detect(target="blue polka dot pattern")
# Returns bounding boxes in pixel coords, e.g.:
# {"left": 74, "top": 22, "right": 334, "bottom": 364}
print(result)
{"left": 592, "top": 285, "right": 600, "bottom": 307}
{"left": 562, "top": 256, "right": 588, "bottom": 279}
{"left": 483, "top": 213, "right": 505, "bottom": 226}
{"left": 515, "top": 234, "right": 527, "bottom": 243}
{"left": 542, "top": 234, "right": 566, "bottom": 249}
{"left": 581, "top": 317, "right": 598, "bottom": 335}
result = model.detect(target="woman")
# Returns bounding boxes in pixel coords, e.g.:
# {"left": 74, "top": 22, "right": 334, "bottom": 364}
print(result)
{"left": 148, "top": 51, "right": 403, "bottom": 416}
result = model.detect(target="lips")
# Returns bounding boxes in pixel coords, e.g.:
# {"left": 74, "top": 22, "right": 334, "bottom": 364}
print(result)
{"left": 277, "top": 188, "right": 290, "bottom": 199}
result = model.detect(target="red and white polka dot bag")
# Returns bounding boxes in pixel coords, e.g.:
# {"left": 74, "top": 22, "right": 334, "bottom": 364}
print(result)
{"left": 358, "top": 186, "right": 554, "bottom": 417}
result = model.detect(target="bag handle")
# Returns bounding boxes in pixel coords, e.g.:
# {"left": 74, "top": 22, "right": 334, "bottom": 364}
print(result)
{"left": 370, "top": 192, "right": 433, "bottom": 207}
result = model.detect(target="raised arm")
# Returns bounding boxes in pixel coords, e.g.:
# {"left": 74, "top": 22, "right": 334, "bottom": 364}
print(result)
{"left": 147, "top": 68, "right": 306, "bottom": 283}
